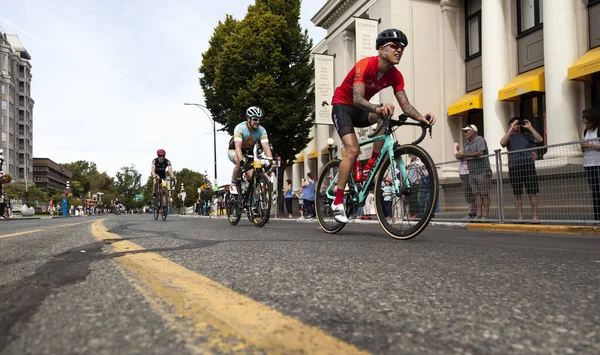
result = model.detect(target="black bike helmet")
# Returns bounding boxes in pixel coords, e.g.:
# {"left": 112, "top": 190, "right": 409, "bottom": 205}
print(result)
{"left": 375, "top": 28, "right": 408, "bottom": 49}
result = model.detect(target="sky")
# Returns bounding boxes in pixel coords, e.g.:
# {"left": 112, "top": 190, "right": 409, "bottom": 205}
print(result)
{"left": 0, "top": 0, "right": 326, "bottom": 186}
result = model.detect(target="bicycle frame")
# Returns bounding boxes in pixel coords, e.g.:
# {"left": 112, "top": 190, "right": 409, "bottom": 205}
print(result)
{"left": 325, "top": 133, "right": 410, "bottom": 208}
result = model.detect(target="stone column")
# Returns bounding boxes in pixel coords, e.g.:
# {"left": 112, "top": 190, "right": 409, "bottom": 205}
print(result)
{"left": 440, "top": 0, "right": 461, "bottom": 162}
{"left": 481, "top": 0, "right": 510, "bottom": 152}
{"left": 543, "top": 0, "right": 581, "bottom": 147}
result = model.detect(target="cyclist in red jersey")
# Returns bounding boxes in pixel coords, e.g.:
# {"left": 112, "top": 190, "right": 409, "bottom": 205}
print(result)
{"left": 330, "top": 28, "right": 437, "bottom": 223}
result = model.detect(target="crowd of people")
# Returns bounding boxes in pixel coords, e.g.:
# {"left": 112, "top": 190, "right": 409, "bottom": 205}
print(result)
{"left": 453, "top": 108, "right": 600, "bottom": 223}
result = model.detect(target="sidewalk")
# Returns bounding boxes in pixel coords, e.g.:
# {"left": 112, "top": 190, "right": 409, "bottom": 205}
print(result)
{"left": 179, "top": 214, "right": 600, "bottom": 235}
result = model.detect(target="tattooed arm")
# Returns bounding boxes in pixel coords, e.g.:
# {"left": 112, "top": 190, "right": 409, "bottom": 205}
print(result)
{"left": 353, "top": 82, "right": 380, "bottom": 113}
{"left": 395, "top": 90, "right": 437, "bottom": 125}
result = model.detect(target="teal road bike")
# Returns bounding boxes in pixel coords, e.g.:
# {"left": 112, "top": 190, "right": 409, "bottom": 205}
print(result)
{"left": 316, "top": 114, "right": 439, "bottom": 240}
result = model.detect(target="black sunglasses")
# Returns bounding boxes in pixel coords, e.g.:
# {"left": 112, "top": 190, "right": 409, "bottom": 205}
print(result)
{"left": 250, "top": 116, "right": 262, "bottom": 122}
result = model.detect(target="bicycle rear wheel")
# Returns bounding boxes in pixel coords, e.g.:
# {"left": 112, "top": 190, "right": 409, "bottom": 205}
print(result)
{"left": 315, "top": 159, "right": 346, "bottom": 234}
{"left": 250, "top": 174, "right": 272, "bottom": 227}
{"left": 225, "top": 191, "right": 241, "bottom": 226}
{"left": 374, "top": 144, "right": 438, "bottom": 240}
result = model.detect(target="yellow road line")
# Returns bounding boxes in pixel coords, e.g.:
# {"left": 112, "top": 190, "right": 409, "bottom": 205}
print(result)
{"left": 467, "top": 223, "right": 600, "bottom": 235}
{"left": 91, "top": 219, "right": 368, "bottom": 354}
{"left": 0, "top": 220, "right": 95, "bottom": 239}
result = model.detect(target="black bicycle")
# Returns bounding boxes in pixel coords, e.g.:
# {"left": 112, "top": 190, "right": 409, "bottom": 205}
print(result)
{"left": 153, "top": 176, "right": 175, "bottom": 221}
{"left": 225, "top": 145, "right": 275, "bottom": 227}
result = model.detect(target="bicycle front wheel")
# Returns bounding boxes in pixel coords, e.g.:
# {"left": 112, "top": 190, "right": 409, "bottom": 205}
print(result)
{"left": 225, "top": 191, "right": 241, "bottom": 226}
{"left": 315, "top": 159, "right": 346, "bottom": 234}
{"left": 162, "top": 202, "right": 169, "bottom": 221}
{"left": 153, "top": 191, "right": 161, "bottom": 220}
{"left": 250, "top": 174, "right": 272, "bottom": 227}
{"left": 374, "top": 144, "right": 438, "bottom": 240}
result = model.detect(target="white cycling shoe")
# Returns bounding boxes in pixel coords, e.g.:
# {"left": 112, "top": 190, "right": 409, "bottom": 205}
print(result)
{"left": 331, "top": 203, "right": 348, "bottom": 223}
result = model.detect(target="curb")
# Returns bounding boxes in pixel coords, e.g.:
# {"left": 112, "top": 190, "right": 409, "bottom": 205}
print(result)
{"left": 467, "top": 223, "right": 600, "bottom": 235}
{"left": 165, "top": 214, "right": 600, "bottom": 235}
{"left": 0, "top": 216, "right": 42, "bottom": 221}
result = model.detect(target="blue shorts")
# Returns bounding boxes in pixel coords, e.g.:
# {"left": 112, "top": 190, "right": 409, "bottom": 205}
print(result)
{"left": 228, "top": 150, "right": 236, "bottom": 164}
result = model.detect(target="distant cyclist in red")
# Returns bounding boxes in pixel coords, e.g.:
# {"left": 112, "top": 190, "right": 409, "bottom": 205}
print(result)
{"left": 330, "top": 28, "right": 437, "bottom": 223}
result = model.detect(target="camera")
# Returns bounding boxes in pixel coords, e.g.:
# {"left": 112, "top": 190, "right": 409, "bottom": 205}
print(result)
{"left": 518, "top": 119, "right": 526, "bottom": 126}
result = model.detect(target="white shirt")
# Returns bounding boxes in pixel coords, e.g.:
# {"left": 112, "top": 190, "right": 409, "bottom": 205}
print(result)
{"left": 583, "top": 127, "right": 600, "bottom": 167}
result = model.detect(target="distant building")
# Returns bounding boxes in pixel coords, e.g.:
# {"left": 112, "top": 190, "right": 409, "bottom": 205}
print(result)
{"left": 32, "top": 158, "right": 72, "bottom": 191}
{"left": 0, "top": 24, "right": 34, "bottom": 181}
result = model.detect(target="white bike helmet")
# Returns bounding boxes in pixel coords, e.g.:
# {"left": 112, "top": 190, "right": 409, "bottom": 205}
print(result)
{"left": 246, "top": 106, "right": 264, "bottom": 119}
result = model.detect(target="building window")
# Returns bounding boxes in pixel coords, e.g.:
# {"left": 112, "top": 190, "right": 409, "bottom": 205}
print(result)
{"left": 465, "top": 0, "right": 482, "bottom": 59}
{"left": 1, "top": 132, "right": 6, "bottom": 142}
{"left": 1, "top": 116, "right": 5, "bottom": 126}
{"left": 1, "top": 84, "right": 5, "bottom": 94}
{"left": 518, "top": 0, "right": 543, "bottom": 36}
{"left": 592, "top": 73, "right": 600, "bottom": 109}
{"left": 1, "top": 100, "right": 6, "bottom": 110}
{"left": 520, "top": 93, "right": 547, "bottom": 157}
{"left": 467, "top": 110, "right": 484, "bottom": 138}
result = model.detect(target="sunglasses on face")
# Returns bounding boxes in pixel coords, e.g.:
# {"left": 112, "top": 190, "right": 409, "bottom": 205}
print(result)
{"left": 383, "top": 42, "right": 404, "bottom": 51}
{"left": 249, "top": 116, "right": 261, "bottom": 122}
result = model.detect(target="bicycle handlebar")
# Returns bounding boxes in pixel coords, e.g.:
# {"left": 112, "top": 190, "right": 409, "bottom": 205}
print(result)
{"left": 367, "top": 113, "right": 432, "bottom": 145}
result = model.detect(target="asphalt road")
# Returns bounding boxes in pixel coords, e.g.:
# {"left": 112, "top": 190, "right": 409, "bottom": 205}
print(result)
{"left": 1, "top": 215, "right": 599, "bottom": 354}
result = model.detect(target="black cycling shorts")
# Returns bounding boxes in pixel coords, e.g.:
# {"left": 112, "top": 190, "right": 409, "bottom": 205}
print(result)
{"left": 332, "top": 104, "right": 373, "bottom": 138}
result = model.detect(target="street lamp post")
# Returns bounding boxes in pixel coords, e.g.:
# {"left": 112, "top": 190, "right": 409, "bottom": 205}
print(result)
{"left": 63, "top": 180, "right": 70, "bottom": 217}
{"left": 184, "top": 103, "right": 218, "bottom": 189}
{"left": 327, "top": 138, "right": 337, "bottom": 162}
{"left": 0, "top": 149, "right": 5, "bottom": 218}
{"left": 180, "top": 183, "right": 185, "bottom": 215}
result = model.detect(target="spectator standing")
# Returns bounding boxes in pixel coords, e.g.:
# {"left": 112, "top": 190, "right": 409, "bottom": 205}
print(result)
{"left": 456, "top": 124, "right": 491, "bottom": 220}
{"left": 406, "top": 155, "right": 425, "bottom": 218}
{"left": 284, "top": 179, "right": 293, "bottom": 218}
{"left": 581, "top": 108, "right": 600, "bottom": 222}
{"left": 295, "top": 187, "right": 304, "bottom": 219}
{"left": 500, "top": 117, "right": 543, "bottom": 221}
{"left": 455, "top": 142, "right": 476, "bottom": 219}
{"left": 302, "top": 173, "right": 316, "bottom": 219}
{"left": 381, "top": 178, "right": 393, "bottom": 220}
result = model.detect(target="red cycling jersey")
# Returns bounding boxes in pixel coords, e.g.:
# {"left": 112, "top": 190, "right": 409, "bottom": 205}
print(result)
{"left": 331, "top": 56, "right": 405, "bottom": 106}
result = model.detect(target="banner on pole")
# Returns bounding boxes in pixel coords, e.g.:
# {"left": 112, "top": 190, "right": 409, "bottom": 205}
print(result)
{"left": 314, "top": 53, "right": 335, "bottom": 125}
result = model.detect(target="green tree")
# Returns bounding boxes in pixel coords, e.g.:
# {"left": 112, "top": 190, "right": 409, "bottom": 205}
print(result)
{"left": 114, "top": 165, "right": 142, "bottom": 208}
{"left": 174, "top": 168, "right": 210, "bottom": 208}
{"left": 199, "top": 0, "right": 314, "bottom": 165}
{"left": 3, "top": 182, "right": 47, "bottom": 204}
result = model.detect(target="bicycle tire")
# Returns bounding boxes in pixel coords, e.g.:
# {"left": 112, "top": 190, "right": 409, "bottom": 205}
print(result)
{"left": 153, "top": 190, "right": 161, "bottom": 220}
{"left": 250, "top": 174, "right": 272, "bottom": 227}
{"left": 315, "top": 159, "right": 346, "bottom": 234}
{"left": 225, "top": 191, "right": 241, "bottom": 226}
{"left": 374, "top": 144, "right": 438, "bottom": 240}
{"left": 162, "top": 201, "right": 168, "bottom": 221}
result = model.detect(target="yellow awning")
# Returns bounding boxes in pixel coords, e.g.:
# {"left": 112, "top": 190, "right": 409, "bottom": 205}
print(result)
{"left": 294, "top": 151, "right": 304, "bottom": 164}
{"left": 307, "top": 149, "right": 318, "bottom": 160}
{"left": 448, "top": 89, "right": 483, "bottom": 116}
{"left": 568, "top": 47, "right": 600, "bottom": 81}
{"left": 498, "top": 67, "right": 545, "bottom": 101}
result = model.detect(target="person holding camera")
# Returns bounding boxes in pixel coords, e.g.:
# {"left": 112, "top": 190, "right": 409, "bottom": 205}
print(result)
{"left": 500, "top": 116, "right": 544, "bottom": 221}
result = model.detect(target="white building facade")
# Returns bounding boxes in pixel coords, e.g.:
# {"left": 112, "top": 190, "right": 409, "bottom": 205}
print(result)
{"left": 284, "top": 0, "right": 600, "bottom": 189}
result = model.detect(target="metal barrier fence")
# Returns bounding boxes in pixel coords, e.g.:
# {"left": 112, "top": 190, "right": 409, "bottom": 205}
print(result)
{"left": 434, "top": 137, "right": 600, "bottom": 225}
